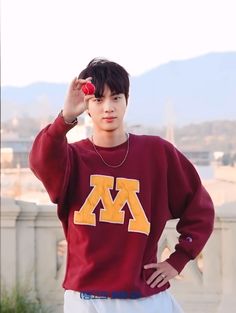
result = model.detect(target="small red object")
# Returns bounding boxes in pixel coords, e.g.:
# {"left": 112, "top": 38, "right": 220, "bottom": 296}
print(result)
{"left": 82, "top": 82, "right": 96, "bottom": 95}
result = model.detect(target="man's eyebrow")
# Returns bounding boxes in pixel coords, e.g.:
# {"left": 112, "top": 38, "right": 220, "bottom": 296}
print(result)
{"left": 111, "top": 91, "right": 121, "bottom": 96}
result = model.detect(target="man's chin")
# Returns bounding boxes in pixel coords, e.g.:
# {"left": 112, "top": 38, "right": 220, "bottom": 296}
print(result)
{"left": 101, "top": 124, "right": 120, "bottom": 132}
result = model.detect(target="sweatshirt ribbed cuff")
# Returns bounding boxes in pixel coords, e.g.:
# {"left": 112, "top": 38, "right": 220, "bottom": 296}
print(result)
{"left": 47, "top": 112, "right": 77, "bottom": 139}
{"left": 165, "top": 250, "right": 191, "bottom": 274}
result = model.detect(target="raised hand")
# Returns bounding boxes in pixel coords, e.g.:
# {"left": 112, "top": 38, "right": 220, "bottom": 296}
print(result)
{"left": 63, "top": 77, "right": 92, "bottom": 122}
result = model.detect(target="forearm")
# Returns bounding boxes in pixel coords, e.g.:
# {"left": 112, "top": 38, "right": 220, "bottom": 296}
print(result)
{"left": 29, "top": 113, "right": 76, "bottom": 203}
{"left": 165, "top": 141, "right": 215, "bottom": 273}
{"left": 166, "top": 185, "right": 215, "bottom": 273}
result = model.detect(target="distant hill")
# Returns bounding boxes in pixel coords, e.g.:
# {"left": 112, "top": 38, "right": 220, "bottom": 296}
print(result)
{"left": 127, "top": 52, "right": 236, "bottom": 126}
{"left": 2, "top": 52, "right": 236, "bottom": 126}
{"left": 1, "top": 82, "right": 67, "bottom": 122}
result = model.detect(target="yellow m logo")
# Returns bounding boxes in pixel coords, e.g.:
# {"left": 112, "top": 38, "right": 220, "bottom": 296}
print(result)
{"left": 74, "top": 175, "right": 150, "bottom": 235}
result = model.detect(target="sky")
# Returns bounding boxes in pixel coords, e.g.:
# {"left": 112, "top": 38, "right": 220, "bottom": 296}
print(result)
{"left": 1, "top": 0, "right": 236, "bottom": 86}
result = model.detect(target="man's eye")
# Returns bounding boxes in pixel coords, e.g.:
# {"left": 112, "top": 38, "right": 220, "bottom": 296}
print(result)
{"left": 93, "top": 98, "right": 101, "bottom": 102}
{"left": 114, "top": 96, "right": 121, "bottom": 100}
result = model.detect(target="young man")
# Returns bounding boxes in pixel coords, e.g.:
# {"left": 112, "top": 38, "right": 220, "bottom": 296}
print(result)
{"left": 29, "top": 58, "right": 215, "bottom": 313}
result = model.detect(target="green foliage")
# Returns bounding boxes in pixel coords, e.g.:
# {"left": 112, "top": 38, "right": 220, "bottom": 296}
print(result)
{"left": 0, "top": 287, "right": 50, "bottom": 313}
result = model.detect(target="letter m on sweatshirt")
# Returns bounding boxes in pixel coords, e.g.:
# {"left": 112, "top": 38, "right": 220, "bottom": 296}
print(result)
{"left": 74, "top": 175, "right": 150, "bottom": 235}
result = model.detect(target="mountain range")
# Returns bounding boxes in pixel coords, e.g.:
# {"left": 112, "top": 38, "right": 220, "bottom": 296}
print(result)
{"left": 2, "top": 52, "right": 236, "bottom": 126}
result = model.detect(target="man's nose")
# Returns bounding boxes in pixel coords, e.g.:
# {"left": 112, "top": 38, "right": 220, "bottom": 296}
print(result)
{"left": 103, "top": 100, "right": 114, "bottom": 112}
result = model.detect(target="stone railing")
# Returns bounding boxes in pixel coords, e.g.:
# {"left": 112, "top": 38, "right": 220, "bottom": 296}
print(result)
{"left": 0, "top": 198, "right": 65, "bottom": 312}
{"left": 1, "top": 197, "right": 236, "bottom": 313}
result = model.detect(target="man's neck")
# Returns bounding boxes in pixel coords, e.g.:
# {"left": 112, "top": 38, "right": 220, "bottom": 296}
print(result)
{"left": 91, "top": 129, "right": 127, "bottom": 147}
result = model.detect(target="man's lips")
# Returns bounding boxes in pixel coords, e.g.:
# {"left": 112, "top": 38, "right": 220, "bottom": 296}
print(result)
{"left": 102, "top": 117, "right": 117, "bottom": 122}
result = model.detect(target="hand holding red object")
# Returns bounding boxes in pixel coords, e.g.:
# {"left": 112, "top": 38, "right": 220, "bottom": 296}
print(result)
{"left": 82, "top": 82, "right": 96, "bottom": 95}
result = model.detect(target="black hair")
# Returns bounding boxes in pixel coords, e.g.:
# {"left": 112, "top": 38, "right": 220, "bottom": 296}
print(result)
{"left": 78, "top": 58, "right": 130, "bottom": 101}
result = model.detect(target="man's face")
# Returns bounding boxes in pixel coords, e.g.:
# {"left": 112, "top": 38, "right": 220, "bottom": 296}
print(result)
{"left": 86, "top": 84, "right": 127, "bottom": 133}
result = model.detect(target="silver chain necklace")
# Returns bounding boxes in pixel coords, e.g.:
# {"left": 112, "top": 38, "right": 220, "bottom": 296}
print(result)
{"left": 91, "top": 133, "right": 130, "bottom": 168}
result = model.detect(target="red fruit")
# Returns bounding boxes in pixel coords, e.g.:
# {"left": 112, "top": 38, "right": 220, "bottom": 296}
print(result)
{"left": 82, "top": 82, "right": 96, "bottom": 95}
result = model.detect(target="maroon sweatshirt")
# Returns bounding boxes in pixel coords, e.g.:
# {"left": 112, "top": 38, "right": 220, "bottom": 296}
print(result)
{"left": 29, "top": 114, "right": 214, "bottom": 298}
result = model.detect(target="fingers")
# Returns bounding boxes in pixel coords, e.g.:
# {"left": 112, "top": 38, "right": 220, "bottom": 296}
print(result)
{"left": 68, "top": 77, "right": 80, "bottom": 92}
{"left": 157, "top": 275, "right": 169, "bottom": 288}
{"left": 84, "top": 94, "right": 94, "bottom": 101}
{"left": 143, "top": 263, "right": 158, "bottom": 269}
{"left": 143, "top": 261, "right": 178, "bottom": 288}
{"left": 144, "top": 263, "right": 166, "bottom": 288}
{"left": 76, "top": 77, "right": 93, "bottom": 85}
{"left": 145, "top": 269, "right": 168, "bottom": 288}
{"left": 70, "top": 77, "right": 93, "bottom": 91}
{"left": 147, "top": 270, "right": 163, "bottom": 285}
{"left": 84, "top": 93, "right": 95, "bottom": 108}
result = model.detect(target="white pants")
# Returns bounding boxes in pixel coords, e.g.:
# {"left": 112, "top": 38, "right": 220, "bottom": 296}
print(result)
{"left": 64, "top": 290, "right": 184, "bottom": 313}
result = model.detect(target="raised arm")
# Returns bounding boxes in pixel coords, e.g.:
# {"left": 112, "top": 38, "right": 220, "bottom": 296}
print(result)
{"left": 29, "top": 77, "right": 91, "bottom": 203}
